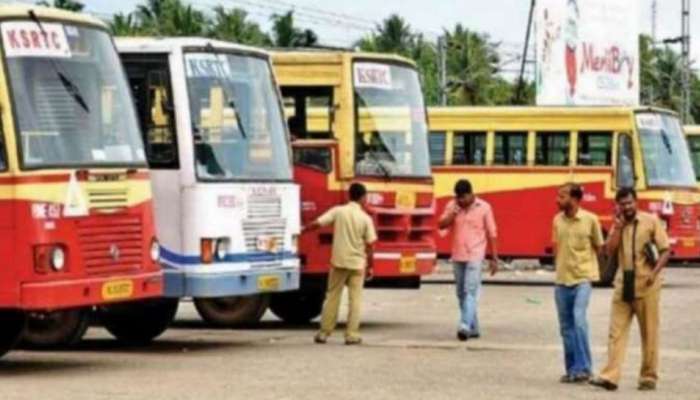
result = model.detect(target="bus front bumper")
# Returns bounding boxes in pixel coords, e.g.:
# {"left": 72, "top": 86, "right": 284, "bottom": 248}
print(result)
{"left": 19, "top": 271, "right": 163, "bottom": 311}
{"left": 163, "top": 267, "right": 300, "bottom": 298}
{"left": 371, "top": 251, "right": 437, "bottom": 277}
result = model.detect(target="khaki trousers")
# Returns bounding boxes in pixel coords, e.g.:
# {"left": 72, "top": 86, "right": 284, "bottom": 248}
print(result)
{"left": 318, "top": 267, "right": 365, "bottom": 339}
{"left": 599, "top": 289, "right": 660, "bottom": 385}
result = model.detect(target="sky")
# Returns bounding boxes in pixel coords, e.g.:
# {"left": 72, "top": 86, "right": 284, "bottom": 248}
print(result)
{"left": 29, "top": 0, "right": 700, "bottom": 71}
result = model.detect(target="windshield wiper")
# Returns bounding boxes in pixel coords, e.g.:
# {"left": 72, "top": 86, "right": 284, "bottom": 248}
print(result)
{"left": 28, "top": 10, "right": 90, "bottom": 113}
{"left": 365, "top": 149, "right": 391, "bottom": 179}
{"left": 660, "top": 129, "right": 673, "bottom": 154}
{"left": 227, "top": 100, "right": 247, "bottom": 139}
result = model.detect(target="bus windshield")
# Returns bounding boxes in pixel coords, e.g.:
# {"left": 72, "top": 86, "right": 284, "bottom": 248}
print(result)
{"left": 637, "top": 112, "right": 696, "bottom": 188}
{"left": 353, "top": 62, "right": 431, "bottom": 178}
{"left": 686, "top": 134, "right": 700, "bottom": 181}
{"left": 4, "top": 22, "right": 145, "bottom": 168}
{"left": 185, "top": 51, "right": 291, "bottom": 182}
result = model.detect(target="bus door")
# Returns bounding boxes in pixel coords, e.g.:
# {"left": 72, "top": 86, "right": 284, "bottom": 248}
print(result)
{"left": 283, "top": 85, "right": 340, "bottom": 273}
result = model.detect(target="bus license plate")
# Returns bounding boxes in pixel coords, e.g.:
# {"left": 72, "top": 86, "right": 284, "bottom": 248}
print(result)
{"left": 682, "top": 238, "right": 695, "bottom": 247}
{"left": 399, "top": 256, "right": 417, "bottom": 274}
{"left": 257, "top": 275, "right": 280, "bottom": 291}
{"left": 101, "top": 279, "right": 134, "bottom": 301}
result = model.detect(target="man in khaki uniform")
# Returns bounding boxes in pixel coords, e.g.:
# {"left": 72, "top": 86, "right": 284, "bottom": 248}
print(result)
{"left": 552, "top": 183, "right": 604, "bottom": 383}
{"left": 304, "top": 183, "right": 377, "bottom": 345}
{"left": 591, "top": 188, "right": 670, "bottom": 392}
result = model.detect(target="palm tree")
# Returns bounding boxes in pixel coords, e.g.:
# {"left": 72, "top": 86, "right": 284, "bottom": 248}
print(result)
{"left": 135, "top": 0, "right": 205, "bottom": 36}
{"left": 110, "top": 12, "right": 142, "bottom": 36}
{"left": 270, "top": 11, "right": 317, "bottom": 48}
{"left": 443, "top": 24, "right": 504, "bottom": 105}
{"left": 208, "top": 6, "right": 271, "bottom": 46}
{"left": 37, "top": 0, "right": 84, "bottom": 12}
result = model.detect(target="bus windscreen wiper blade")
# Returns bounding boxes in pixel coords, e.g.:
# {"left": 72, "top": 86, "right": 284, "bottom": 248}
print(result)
{"left": 28, "top": 10, "right": 90, "bottom": 113}
{"left": 367, "top": 149, "right": 391, "bottom": 179}
{"left": 228, "top": 100, "right": 247, "bottom": 139}
{"left": 57, "top": 71, "right": 90, "bottom": 113}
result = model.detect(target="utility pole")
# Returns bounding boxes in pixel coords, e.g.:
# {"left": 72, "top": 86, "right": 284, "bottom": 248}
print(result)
{"left": 681, "top": 0, "right": 691, "bottom": 123}
{"left": 649, "top": 0, "right": 657, "bottom": 104}
{"left": 438, "top": 35, "right": 447, "bottom": 106}
{"left": 513, "top": 0, "right": 536, "bottom": 104}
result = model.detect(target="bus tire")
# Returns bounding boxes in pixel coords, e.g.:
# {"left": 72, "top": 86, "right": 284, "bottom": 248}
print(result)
{"left": 269, "top": 290, "right": 324, "bottom": 324}
{"left": 193, "top": 295, "right": 269, "bottom": 327}
{"left": 99, "top": 299, "right": 179, "bottom": 345}
{"left": 0, "top": 310, "right": 26, "bottom": 357}
{"left": 21, "top": 309, "right": 90, "bottom": 349}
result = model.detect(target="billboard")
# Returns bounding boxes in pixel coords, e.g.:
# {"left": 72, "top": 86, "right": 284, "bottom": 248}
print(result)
{"left": 535, "top": 0, "right": 639, "bottom": 106}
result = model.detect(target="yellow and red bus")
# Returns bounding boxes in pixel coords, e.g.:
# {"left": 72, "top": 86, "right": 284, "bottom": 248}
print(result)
{"left": 428, "top": 106, "right": 700, "bottom": 265}
{"left": 684, "top": 125, "right": 700, "bottom": 188}
{"left": 0, "top": 5, "right": 166, "bottom": 353}
{"left": 269, "top": 50, "right": 436, "bottom": 323}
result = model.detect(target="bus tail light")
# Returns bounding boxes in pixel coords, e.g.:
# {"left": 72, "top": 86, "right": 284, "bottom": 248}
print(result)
{"left": 201, "top": 239, "right": 214, "bottom": 264}
{"left": 34, "top": 245, "right": 67, "bottom": 274}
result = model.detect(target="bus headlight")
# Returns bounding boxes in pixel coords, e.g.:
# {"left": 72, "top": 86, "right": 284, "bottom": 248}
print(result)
{"left": 150, "top": 239, "right": 161, "bottom": 262}
{"left": 215, "top": 239, "right": 229, "bottom": 261}
{"left": 50, "top": 247, "right": 66, "bottom": 271}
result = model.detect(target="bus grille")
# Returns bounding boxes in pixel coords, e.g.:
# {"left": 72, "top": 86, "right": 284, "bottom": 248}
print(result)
{"left": 77, "top": 215, "right": 144, "bottom": 275}
{"left": 87, "top": 188, "right": 130, "bottom": 213}
{"left": 243, "top": 194, "right": 286, "bottom": 266}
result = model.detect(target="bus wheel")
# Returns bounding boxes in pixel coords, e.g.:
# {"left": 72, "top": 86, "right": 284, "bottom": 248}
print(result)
{"left": 0, "top": 310, "right": 26, "bottom": 357}
{"left": 21, "top": 309, "right": 90, "bottom": 349}
{"left": 99, "top": 299, "right": 179, "bottom": 345}
{"left": 269, "top": 290, "right": 324, "bottom": 324}
{"left": 193, "top": 295, "right": 269, "bottom": 327}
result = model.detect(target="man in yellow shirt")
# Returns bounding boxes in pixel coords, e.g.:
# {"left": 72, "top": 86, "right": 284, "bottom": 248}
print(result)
{"left": 552, "top": 183, "right": 603, "bottom": 384}
{"left": 304, "top": 183, "right": 377, "bottom": 345}
{"left": 590, "top": 188, "right": 670, "bottom": 392}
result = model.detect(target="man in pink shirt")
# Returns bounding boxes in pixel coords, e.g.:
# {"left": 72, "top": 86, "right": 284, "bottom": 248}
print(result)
{"left": 439, "top": 179, "right": 499, "bottom": 341}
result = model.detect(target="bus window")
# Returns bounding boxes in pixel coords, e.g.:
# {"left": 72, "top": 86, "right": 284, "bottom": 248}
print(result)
{"left": 123, "top": 55, "right": 179, "bottom": 169}
{"left": 453, "top": 132, "right": 486, "bottom": 165}
{"left": 536, "top": 132, "right": 570, "bottom": 166}
{"left": 294, "top": 146, "right": 332, "bottom": 172}
{"left": 617, "top": 134, "right": 635, "bottom": 188}
{"left": 281, "top": 86, "right": 333, "bottom": 139}
{"left": 687, "top": 135, "right": 700, "bottom": 181}
{"left": 578, "top": 131, "right": 612, "bottom": 166}
{"left": 494, "top": 132, "right": 527, "bottom": 166}
{"left": 429, "top": 132, "right": 446, "bottom": 166}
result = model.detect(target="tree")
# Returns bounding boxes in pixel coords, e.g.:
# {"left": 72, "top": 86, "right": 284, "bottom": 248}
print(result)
{"left": 443, "top": 24, "right": 508, "bottom": 105}
{"left": 110, "top": 12, "right": 142, "bottom": 36}
{"left": 208, "top": 6, "right": 271, "bottom": 46}
{"left": 135, "top": 0, "right": 205, "bottom": 36}
{"left": 270, "top": 11, "right": 318, "bottom": 48}
{"left": 37, "top": 0, "right": 84, "bottom": 11}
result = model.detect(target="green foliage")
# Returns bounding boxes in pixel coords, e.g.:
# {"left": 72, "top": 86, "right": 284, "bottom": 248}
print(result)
{"left": 208, "top": 6, "right": 271, "bottom": 46}
{"left": 270, "top": 11, "right": 318, "bottom": 48}
{"left": 639, "top": 34, "right": 700, "bottom": 123}
{"left": 37, "top": 0, "right": 84, "bottom": 12}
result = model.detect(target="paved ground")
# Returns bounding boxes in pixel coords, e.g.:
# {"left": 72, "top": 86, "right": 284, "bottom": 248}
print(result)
{"left": 1, "top": 267, "right": 699, "bottom": 400}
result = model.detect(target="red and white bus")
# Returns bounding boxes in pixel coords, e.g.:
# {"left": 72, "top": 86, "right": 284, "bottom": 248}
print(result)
{"left": 0, "top": 6, "right": 165, "bottom": 353}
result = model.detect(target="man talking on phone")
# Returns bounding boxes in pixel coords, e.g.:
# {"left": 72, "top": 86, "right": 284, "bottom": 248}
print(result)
{"left": 439, "top": 179, "right": 499, "bottom": 342}
{"left": 590, "top": 188, "right": 670, "bottom": 392}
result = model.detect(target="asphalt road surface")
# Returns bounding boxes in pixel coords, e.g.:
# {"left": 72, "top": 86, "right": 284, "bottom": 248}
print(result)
{"left": 1, "top": 268, "right": 699, "bottom": 400}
